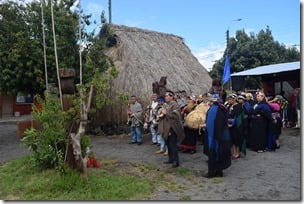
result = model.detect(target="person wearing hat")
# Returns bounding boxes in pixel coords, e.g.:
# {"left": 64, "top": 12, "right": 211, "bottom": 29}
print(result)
{"left": 237, "top": 93, "right": 251, "bottom": 153}
{"left": 227, "top": 93, "right": 245, "bottom": 159}
{"left": 203, "top": 94, "right": 231, "bottom": 178}
{"left": 158, "top": 90, "right": 185, "bottom": 168}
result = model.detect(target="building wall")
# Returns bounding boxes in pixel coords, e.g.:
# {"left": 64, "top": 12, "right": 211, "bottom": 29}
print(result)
{"left": 0, "top": 94, "right": 34, "bottom": 117}
{"left": 13, "top": 96, "right": 33, "bottom": 115}
{"left": 1, "top": 95, "right": 14, "bottom": 117}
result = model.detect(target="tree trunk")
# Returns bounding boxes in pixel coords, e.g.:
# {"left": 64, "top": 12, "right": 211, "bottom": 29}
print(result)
{"left": 69, "top": 85, "right": 94, "bottom": 173}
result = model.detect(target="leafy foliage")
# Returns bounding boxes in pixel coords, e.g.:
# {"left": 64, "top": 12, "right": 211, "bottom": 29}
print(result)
{"left": 22, "top": 93, "right": 68, "bottom": 169}
{"left": 0, "top": 0, "right": 95, "bottom": 94}
{"left": 22, "top": 22, "right": 127, "bottom": 171}
{"left": 210, "top": 26, "right": 300, "bottom": 89}
{"left": 0, "top": 1, "right": 44, "bottom": 94}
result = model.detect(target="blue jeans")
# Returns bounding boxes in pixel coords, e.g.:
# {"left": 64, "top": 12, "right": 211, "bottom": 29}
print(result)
{"left": 131, "top": 126, "right": 142, "bottom": 143}
{"left": 150, "top": 125, "right": 158, "bottom": 143}
{"left": 157, "top": 134, "right": 167, "bottom": 151}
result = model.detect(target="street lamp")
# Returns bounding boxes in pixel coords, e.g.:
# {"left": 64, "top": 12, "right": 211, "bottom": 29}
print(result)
{"left": 226, "top": 18, "right": 242, "bottom": 54}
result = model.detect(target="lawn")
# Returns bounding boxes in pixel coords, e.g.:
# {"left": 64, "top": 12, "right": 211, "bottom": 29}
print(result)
{"left": 0, "top": 156, "right": 154, "bottom": 200}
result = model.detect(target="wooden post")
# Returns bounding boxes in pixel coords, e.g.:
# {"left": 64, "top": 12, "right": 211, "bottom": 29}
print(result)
{"left": 51, "top": 0, "right": 63, "bottom": 110}
{"left": 41, "top": 0, "right": 48, "bottom": 91}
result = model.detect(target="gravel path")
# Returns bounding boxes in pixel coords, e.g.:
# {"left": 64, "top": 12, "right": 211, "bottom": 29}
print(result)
{"left": 0, "top": 123, "right": 300, "bottom": 200}
{"left": 91, "top": 128, "right": 301, "bottom": 200}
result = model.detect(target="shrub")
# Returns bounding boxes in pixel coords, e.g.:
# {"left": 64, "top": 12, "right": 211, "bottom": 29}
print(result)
{"left": 22, "top": 93, "right": 70, "bottom": 169}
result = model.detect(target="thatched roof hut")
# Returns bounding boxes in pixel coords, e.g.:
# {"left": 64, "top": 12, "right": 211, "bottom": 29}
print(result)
{"left": 96, "top": 24, "right": 212, "bottom": 125}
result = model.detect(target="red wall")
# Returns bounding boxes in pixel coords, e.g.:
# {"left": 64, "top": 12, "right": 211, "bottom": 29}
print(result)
{"left": 12, "top": 96, "right": 42, "bottom": 115}
{"left": 13, "top": 96, "right": 33, "bottom": 115}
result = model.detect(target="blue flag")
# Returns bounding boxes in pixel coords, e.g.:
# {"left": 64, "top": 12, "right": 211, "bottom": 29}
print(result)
{"left": 222, "top": 55, "right": 231, "bottom": 84}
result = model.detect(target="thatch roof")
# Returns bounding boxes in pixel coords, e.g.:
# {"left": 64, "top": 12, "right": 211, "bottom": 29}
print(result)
{"left": 104, "top": 24, "right": 212, "bottom": 101}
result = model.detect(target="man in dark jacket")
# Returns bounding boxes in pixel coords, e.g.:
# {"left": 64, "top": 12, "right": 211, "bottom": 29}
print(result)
{"left": 159, "top": 90, "right": 185, "bottom": 168}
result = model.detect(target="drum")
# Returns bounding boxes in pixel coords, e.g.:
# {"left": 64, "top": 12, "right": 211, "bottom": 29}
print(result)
{"left": 185, "top": 107, "right": 209, "bottom": 129}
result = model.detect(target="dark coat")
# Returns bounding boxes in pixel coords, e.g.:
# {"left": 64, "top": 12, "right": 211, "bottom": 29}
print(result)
{"left": 206, "top": 102, "right": 231, "bottom": 171}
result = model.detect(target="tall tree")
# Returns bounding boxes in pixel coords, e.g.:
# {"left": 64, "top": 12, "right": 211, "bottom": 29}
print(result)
{"left": 0, "top": 0, "right": 94, "bottom": 95}
{"left": 210, "top": 27, "right": 300, "bottom": 89}
{"left": 0, "top": 1, "right": 44, "bottom": 94}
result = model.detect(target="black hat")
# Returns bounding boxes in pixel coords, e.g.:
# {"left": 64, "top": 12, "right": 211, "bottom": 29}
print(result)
{"left": 165, "top": 90, "right": 175, "bottom": 97}
{"left": 237, "top": 94, "right": 246, "bottom": 100}
{"left": 228, "top": 93, "right": 237, "bottom": 99}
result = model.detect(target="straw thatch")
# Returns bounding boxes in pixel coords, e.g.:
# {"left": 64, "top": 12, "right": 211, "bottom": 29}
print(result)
{"left": 95, "top": 24, "right": 212, "bottom": 125}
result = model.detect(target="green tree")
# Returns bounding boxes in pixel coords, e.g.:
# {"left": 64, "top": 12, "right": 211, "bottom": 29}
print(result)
{"left": 0, "top": 1, "right": 44, "bottom": 94}
{"left": 210, "top": 26, "right": 300, "bottom": 89}
{"left": 0, "top": 0, "right": 94, "bottom": 95}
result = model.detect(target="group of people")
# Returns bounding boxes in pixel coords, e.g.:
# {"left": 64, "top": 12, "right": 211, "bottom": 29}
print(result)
{"left": 126, "top": 84, "right": 300, "bottom": 178}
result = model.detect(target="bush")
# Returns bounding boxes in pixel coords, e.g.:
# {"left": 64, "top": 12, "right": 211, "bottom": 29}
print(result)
{"left": 22, "top": 93, "right": 70, "bottom": 169}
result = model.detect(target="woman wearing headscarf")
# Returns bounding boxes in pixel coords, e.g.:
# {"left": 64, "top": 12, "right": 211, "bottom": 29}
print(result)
{"left": 227, "top": 93, "right": 245, "bottom": 159}
{"left": 249, "top": 92, "right": 272, "bottom": 153}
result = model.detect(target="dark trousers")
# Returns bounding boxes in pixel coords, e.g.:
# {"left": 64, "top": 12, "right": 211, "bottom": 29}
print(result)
{"left": 166, "top": 131, "right": 179, "bottom": 164}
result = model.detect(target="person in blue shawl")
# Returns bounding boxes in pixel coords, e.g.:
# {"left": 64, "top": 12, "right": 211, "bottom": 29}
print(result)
{"left": 249, "top": 92, "right": 274, "bottom": 152}
{"left": 203, "top": 95, "right": 231, "bottom": 178}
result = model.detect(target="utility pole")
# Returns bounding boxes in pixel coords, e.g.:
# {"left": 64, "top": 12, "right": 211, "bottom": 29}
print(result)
{"left": 226, "top": 30, "right": 229, "bottom": 54}
{"left": 109, "top": 0, "right": 112, "bottom": 24}
{"left": 226, "top": 18, "right": 241, "bottom": 55}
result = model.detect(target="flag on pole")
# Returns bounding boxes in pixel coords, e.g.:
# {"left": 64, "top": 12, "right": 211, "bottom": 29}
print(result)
{"left": 222, "top": 54, "right": 231, "bottom": 85}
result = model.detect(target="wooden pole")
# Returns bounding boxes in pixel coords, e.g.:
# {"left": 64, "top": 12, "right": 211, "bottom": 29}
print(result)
{"left": 78, "top": 0, "right": 83, "bottom": 85}
{"left": 51, "top": 0, "right": 63, "bottom": 110}
{"left": 41, "top": 0, "right": 48, "bottom": 90}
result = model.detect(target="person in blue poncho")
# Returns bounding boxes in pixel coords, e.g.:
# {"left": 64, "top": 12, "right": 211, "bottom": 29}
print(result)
{"left": 202, "top": 95, "right": 231, "bottom": 178}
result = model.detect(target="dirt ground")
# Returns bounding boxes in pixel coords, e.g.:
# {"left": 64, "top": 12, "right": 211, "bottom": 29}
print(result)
{"left": 0, "top": 123, "right": 301, "bottom": 200}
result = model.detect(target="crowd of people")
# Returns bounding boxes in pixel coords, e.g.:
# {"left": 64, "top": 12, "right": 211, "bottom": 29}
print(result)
{"left": 126, "top": 80, "right": 301, "bottom": 178}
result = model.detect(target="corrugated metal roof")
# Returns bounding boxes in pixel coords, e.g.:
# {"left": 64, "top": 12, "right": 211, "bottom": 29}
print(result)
{"left": 231, "top": 61, "right": 300, "bottom": 76}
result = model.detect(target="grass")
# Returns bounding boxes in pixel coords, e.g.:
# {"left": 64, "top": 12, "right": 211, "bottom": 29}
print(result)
{"left": 180, "top": 195, "right": 191, "bottom": 200}
{"left": 0, "top": 157, "right": 154, "bottom": 200}
{"left": 175, "top": 167, "right": 192, "bottom": 177}
{"left": 212, "top": 177, "right": 223, "bottom": 184}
